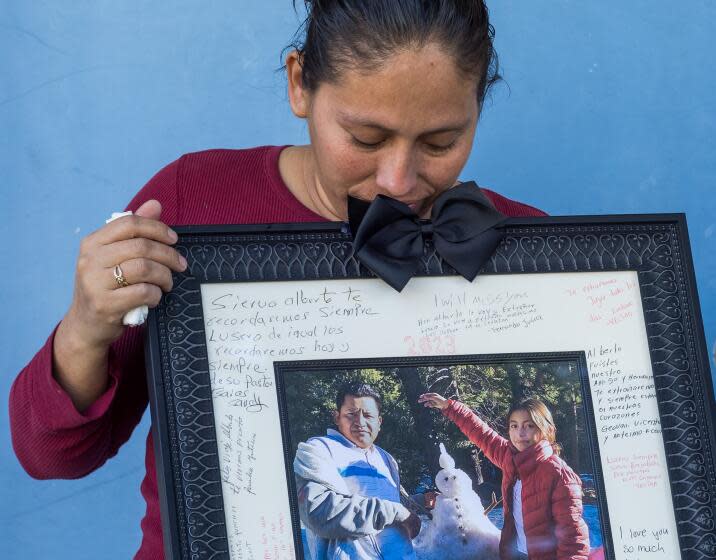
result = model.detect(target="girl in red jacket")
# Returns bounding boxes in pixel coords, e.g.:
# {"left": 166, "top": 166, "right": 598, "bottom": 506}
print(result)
{"left": 418, "top": 393, "right": 590, "bottom": 560}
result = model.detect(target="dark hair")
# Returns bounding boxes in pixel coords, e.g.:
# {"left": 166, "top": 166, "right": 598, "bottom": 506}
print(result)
{"left": 289, "top": 0, "right": 501, "bottom": 108}
{"left": 335, "top": 382, "right": 383, "bottom": 413}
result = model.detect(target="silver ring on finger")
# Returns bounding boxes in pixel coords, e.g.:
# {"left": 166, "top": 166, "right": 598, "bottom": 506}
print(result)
{"left": 113, "top": 264, "right": 130, "bottom": 288}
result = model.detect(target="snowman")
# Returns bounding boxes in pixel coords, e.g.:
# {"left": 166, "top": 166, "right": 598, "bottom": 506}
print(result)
{"left": 413, "top": 443, "right": 501, "bottom": 560}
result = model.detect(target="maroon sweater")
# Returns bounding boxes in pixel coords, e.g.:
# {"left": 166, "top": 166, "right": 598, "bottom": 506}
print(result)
{"left": 444, "top": 400, "right": 590, "bottom": 560}
{"left": 9, "top": 146, "right": 547, "bottom": 559}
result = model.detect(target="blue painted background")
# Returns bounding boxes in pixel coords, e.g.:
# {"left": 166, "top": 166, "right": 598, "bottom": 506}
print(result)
{"left": 2, "top": 2, "right": 714, "bottom": 558}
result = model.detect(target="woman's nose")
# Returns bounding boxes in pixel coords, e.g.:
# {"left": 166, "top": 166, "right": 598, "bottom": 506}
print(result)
{"left": 374, "top": 146, "right": 417, "bottom": 198}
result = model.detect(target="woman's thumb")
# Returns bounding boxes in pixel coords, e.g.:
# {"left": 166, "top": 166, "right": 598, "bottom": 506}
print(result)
{"left": 134, "top": 199, "right": 162, "bottom": 221}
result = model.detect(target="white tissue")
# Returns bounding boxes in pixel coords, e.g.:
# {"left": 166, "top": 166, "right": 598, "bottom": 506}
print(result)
{"left": 106, "top": 211, "right": 149, "bottom": 327}
{"left": 121, "top": 305, "right": 149, "bottom": 326}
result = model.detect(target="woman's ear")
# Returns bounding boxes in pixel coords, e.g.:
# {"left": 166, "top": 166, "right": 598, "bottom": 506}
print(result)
{"left": 286, "top": 50, "right": 310, "bottom": 118}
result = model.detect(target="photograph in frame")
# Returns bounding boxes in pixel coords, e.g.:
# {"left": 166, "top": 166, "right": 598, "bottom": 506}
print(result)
{"left": 145, "top": 215, "right": 716, "bottom": 560}
{"left": 273, "top": 353, "right": 613, "bottom": 560}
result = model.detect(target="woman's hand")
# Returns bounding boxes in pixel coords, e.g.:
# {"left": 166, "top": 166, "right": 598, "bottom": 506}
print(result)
{"left": 53, "top": 199, "right": 187, "bottom": 411}
{"left": 418, "top": 393, "right": 450, "bottom": 410}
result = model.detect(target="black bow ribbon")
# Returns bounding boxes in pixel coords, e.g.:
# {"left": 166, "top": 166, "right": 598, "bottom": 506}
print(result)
{"left": 348, "top": 182, "right": 506, "bottom": 291}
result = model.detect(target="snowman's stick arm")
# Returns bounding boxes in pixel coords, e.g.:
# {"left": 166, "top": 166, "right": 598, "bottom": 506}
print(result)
{"left": 483, "top": 491, "right": 502, "bottom": 515}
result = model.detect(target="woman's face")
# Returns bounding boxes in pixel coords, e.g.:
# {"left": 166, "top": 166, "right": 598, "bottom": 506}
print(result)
{"left": 287, "top": 43, "right": 480, "bottom": 220}
{"left": 508, "top": 410, "right": 545, "bottom": 452}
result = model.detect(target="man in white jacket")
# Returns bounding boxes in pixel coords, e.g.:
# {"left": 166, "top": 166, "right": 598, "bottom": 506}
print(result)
{"left": 293, "top": 383, "right": 421, "bottom": 559}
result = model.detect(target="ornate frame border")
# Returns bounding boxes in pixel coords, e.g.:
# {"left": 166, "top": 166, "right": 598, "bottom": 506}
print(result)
{"left": 146, "top": 215, "right": 716, "bottom": 560}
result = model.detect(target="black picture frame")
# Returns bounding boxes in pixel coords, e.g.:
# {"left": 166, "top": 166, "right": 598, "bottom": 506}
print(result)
{"left": 145, "top": 214, "right": 716, "bottom": 560}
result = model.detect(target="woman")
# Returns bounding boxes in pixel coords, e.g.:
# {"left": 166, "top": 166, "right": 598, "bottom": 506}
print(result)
{"left": 418, "top": 393, "right": 590, "bottom": 560}
{"left": 10, "top": 1, "right": 545, "bottom": 558}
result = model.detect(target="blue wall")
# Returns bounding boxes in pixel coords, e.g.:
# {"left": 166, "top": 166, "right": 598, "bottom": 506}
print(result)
{"left": 2, "top": 2, "right": 714, "bottom": 558}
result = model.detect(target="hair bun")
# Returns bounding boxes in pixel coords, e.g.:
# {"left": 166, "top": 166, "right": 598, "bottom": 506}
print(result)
{"left": 287, "top": 0, "right": 499, "bottom": 102}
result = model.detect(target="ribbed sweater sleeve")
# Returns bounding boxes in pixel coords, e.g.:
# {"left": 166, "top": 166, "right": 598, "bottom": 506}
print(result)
{"left": 9, "top": 159, "right": 181, "bottom": 479}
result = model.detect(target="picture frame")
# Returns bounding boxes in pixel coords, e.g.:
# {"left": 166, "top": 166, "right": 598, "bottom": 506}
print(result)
{"left": 145, "top": 214, "right": 716, "bottom": 560}
{"left": 273, "top": 351, "right": 613, "bottom": 560}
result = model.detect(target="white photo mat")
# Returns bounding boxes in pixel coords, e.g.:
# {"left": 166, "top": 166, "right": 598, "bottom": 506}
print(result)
{"left": 200, "top": 271, "right": 680, "bottom": 559}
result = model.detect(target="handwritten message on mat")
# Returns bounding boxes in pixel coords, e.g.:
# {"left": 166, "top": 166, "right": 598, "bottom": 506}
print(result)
{"left": 201, "top": 272, "right": 679, "bottom": 559}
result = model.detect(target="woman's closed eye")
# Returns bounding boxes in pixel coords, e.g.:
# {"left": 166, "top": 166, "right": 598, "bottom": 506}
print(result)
{"left": 423, "top": 139, "right": 457, "bottom": 154}
{"left": 350, "top": 135, "right": 386, "bottom": 149}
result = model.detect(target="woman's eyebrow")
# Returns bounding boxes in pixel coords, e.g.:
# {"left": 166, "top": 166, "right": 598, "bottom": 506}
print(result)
{"left": 337, "top": 111, "right": 468, "bottom": 135}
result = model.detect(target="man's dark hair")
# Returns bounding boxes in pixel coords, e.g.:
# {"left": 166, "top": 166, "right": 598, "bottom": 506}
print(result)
{"left": 289, "top": 0, "right": 500, "bottom": 109}
{"left": 335, "top": 382, "right": 383, "bottom": 414}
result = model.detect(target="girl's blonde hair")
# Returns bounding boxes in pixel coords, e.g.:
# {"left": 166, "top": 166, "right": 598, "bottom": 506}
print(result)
{"left": 507, "top": 397, "right": 562, "bottom": 455}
